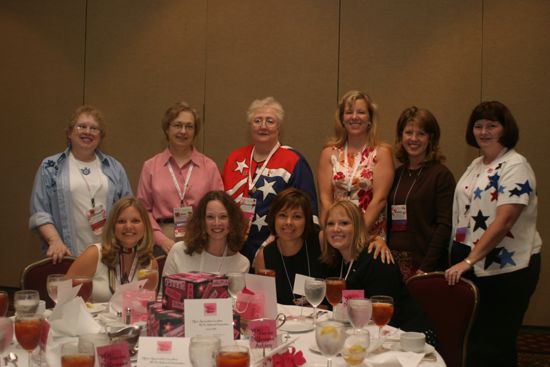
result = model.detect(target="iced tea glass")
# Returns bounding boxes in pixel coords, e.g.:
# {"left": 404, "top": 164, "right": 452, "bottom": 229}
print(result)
{"left": 61, "top": 340, "right": 95, "bottom": 367}
{"left": 325, "top": 277, "right": 346, "bottom": 310}
{"left": 371, "top": 295, "right": 394, "bottom": 338}
{"left": 216, "top": 345, "right": 250, "bottom": 367}
{"left": 0, "top": 317, "right": 14, "bottom": 353}
{"left": 15, "top": 314, "right": 43, "bottom": 367}
{"left": 137, "top": 268, "right": 159, "bottom": 292}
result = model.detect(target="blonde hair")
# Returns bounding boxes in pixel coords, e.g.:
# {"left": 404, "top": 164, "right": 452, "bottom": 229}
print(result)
{"left": 101, "top": 197, "right": 154, "bottom": 269}
{"left": 325, "top": 90, "right": 379, "bottom": 148}
{"left": 320, "top": 200, "right": 370, "bottom": 267}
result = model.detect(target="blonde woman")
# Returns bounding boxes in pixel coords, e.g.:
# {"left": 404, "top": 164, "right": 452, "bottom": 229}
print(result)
{"left": 67, "top": 197, "right": 158, "bottom": 302}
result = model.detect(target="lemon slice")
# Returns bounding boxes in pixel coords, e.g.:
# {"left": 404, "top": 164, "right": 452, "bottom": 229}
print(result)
{"left": 347, "top": 344, "right": 366, "bottom": 354}
{"left": 320, "top": 325, "right": 338, "bottom": 337}
{"left": 138, "top": 269, "right": 149, "bottom": 278}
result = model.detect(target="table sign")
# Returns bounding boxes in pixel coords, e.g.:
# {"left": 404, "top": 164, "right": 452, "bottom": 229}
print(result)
{"left": 137, "top": 337, "right": 187, "bottom": 367}
{"left": 292, "top": 274, "right": 309, "bottom": 296}
{"left": 184, "top": 298, "right": 233, "bottom": 344}
{"left": 245, "top": 274, "right": 278, "bottom": 318}
{"left": 342, "top": 290, "right": 364, "bottom": 307}
{"left": 97, "top": 342, "right": 131, "bottom": 367}
{"left": 249, "top": 319, "right": 277, "bottom": 348}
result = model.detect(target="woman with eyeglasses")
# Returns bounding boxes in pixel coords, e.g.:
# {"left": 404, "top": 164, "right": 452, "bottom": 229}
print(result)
{"left": 29, "top": 105, "right": 132, "bottom": 262}
{"left": 137, "top": 101, "right": 223, "bottom": 255}
{"left": 222, "top": 97, "right": 318, "bottom": 266}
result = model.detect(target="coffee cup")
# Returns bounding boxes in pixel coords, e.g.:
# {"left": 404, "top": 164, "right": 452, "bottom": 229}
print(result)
{"left": 400, "top": 332, "right": 425, "bottom": 352}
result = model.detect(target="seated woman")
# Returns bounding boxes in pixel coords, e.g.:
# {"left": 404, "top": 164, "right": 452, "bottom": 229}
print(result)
{"left": 255, "top": 188, "right": 325, "bottom": 305}
{"left": 66, "top": 197, "right": 158, "bottom": 303}
{"left": 163, "top": 191, "right": 250, "bottom": 276}
{"left": 321, "top": 200, "right": 431, "bottom": 334}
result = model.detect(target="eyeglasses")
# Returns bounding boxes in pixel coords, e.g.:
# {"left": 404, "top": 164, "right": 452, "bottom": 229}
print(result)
{"left": 170, "top": 123, "right": 195, "bottom": 130}
{"left": 74, "top": 124, "right": 102, "bottom": 134}
{"left": 252, "top": 117, "right": 277, "bottom": 127}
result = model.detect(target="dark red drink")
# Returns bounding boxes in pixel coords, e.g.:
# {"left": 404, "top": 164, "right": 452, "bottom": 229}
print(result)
{"left": 371, "top": 303, "right": 394, "bottom": 327}
{"left": 15, "top": 317, "right": 42, "bottom": 351}
{"left": 325, "top": 278, "right": 346, "bottom": 307}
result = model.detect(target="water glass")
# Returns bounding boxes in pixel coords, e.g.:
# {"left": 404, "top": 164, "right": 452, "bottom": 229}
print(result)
{"left": 347, "top": 298, "right": 372, "bottom": 332}
{"left": 304, "top": 278, "right": 326, "bottom": 324}
{"left": 315, "top": 320, "right": 346, "bottom": 367}
{"left": 46, "top": 274, "right": 66, "bottom": 304}
{"left": 189, "top": 335, "right": 221, "bottom": 367}
{"left": 14, "top": 290, "right": 39, "bottom": 316}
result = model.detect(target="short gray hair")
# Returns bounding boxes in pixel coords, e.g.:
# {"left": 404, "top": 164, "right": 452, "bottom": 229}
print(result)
{"left": 246, "top": 97, "right": 285, "bottom": 122}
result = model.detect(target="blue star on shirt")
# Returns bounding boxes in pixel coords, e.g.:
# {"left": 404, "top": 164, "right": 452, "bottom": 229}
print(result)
{"left": 473, "top": 187, "right": 483, "bottom": 199}
{"left": 498, "top": 185, "right": 505, "bottom": 194}
{"left": 518, "top": 180, "right": 533, "bottom": 195}
{"left": 498, "top": 248, "right": 516, "bottom": 268}
{"left": 485, "top": 173, "right": 500, "bottom": 191}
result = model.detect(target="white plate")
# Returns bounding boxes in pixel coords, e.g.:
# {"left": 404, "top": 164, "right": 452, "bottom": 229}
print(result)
{"left": 279, "top": 318, "right": 314, "bottom": 333}
{"left": 390, "top": 343, "right": 435, "bottom": 354}
{"left": 85, "top": 303, "right": 106, "bottom": 315}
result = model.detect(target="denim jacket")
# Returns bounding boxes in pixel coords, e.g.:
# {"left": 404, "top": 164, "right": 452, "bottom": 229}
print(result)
{"left": 29, "top": 147, "right": 133, "bottom": 254}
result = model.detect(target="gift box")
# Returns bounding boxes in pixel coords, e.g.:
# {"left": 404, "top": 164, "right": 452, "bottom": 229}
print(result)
{"left": 147, "top": 302, "right": 185, "bottom": 337}
{"left": 147, "top": 302, "right": 241, "bottom": 339}
{"left": 162, "top": 271, "right": 229, "bottom": 312}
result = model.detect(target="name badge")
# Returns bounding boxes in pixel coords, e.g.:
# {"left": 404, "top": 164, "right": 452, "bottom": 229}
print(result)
{"left": 455, "top": 227, "right": 468, "bottom": 243}
{"left": 88, "top": 204, "right": 106, "bottom": 235}
{"left": 173, "top": 206, "right": 193, "bottom": 238}
{"left": 391, "top": 204, "right": 407, "bottom": 232}
{"left": 239, "top": 197, "right": 257, "bottom": 234}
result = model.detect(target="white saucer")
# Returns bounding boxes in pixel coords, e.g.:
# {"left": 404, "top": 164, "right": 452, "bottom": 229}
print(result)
{"left": 390, "top": 343, "right": 435, "bottom": 354}
{"left": 309, "top": 344, "right": 341, "bottom": 356}
{"left": 279, "top": 318, "right": 314, "bottom": 333}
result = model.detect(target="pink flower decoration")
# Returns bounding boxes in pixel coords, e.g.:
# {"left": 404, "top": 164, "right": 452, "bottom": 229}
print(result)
{"left": 271, "top": 347, "right": 306, "bottom": 367}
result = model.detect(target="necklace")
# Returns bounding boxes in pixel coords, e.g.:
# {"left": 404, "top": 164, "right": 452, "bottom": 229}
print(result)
{"left": 278, "top": 240, "right": 311, "bottom": 302}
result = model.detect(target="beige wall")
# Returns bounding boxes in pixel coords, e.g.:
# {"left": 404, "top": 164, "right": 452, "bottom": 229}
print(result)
{"left": 1, "top": 0, "right": 548, "bottom": 326}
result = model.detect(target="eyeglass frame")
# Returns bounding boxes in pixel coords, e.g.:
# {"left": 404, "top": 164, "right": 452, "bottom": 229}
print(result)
{"left": 169, "top": 122, "right": 195, "bottom": 131}
{"left": 74, "top": 124, "right": 102, "bottom": 135}
{"left": 251, "top": 117, "right": 278, "bottom": 127}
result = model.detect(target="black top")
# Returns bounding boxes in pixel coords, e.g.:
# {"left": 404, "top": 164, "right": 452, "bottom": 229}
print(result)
{"left": 326, "top": 248, "right": 431, "bottom": 332}
{"left": 263, "top": 233, "right": 325, "bottom": 305}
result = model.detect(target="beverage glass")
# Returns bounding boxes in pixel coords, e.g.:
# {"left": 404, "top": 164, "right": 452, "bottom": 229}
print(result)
{"left": 14, "top": 290, "right": 40, "bottom": 316}
{"left": 325, "top": 277, "right": 346, "bottom": 310}
{"left": 0, "top": 291, "right": 8, "bottom": 317}
{"left": 0, "top": 317, "right": 14, "bottom": 353}
{"left": 347, "top": 298, "right": 372, "bottom": 332}
{"left": 61, "top": 340, "right": 95, "bottom": 367}
{"left": 226, "top": 272, "right": 245, "bottom": 310}
{"left": 137, "top": 268, "right": 159, "bottom": 292}
{"left": 256, "top": 269, "right": 276, "bottom": 277}
{"left": 216, "top": 345, "right": 250, "bottom": 367}
{"left": 189, "top": 335, "right": 221, "bottom": 367}
{"left": 371, "top": 295, "right": 394, "bottom": 338}
{"left": 71, "top": 276, "right": 93, "bottom": 303}
{"left": 315, "top": 320, "right": 346, "bottom": 367}
{"left": 46, "top": 274, "right": 66, "bottom": 304}
{"left": 15, "top": 314, "right": 43, "bottom": 367}
{"left": 342, "top": 329, "right": 370, "bottom": 366}
{"left": 304, "top": 278, "right": 326, "bottom": 324}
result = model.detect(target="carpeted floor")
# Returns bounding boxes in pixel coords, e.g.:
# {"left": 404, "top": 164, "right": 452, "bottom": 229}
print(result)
{"left": 518, "top": 327, "right": 550, "bottom": 367}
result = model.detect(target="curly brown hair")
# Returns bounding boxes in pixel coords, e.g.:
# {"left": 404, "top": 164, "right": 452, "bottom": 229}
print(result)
{"left": 183, "top": 191, "right": 247, "bottom": 255}
{"left": 101, "top": 197, "right": 154, "bottom": 269}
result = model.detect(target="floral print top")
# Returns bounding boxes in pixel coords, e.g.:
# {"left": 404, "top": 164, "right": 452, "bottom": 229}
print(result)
{"left": 330, "top": 145, "right": 386, "bottom": 238}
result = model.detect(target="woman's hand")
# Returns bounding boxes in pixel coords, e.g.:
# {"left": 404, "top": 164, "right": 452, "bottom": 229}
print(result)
{"left": 47, "top": 239, "right": 72, "bottom": 264}
{"left": 445, "top": 260, "right": 472, "bottom": 285}
{"left": 368, "top": 237, "right": 394, "bottom": 264}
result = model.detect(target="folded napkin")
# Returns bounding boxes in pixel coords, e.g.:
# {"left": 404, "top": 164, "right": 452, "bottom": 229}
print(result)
{"left": 49, "top": 297, "right": 102, "bottom": 337}
{"left": 366, "top": 350, "right": 425, "bottom": 367}
{"left": 109, "top": 280, "right": 146, "bottom": 313}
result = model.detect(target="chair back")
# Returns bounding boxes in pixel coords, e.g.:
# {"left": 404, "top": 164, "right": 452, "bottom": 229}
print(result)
{"left": 406, "top": 271, "right": 478, "bottom": 367}
{"left": 20, "top": 257, "right": 76, "bottom": 309}
{"left": 155, "top": 255, "right": 166, "bottom": 277}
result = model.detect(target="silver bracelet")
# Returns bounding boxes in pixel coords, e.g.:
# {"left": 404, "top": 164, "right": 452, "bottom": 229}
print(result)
{"left": 464, "top": 258, "right": 473, "bottom": 266}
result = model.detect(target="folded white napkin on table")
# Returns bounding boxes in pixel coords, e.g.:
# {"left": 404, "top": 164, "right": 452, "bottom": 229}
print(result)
{"left": 46, "top": 297, "right": 104, "bottom": 367}
{"left": 365, "top": 350, "right": 424, "bottom": 367}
